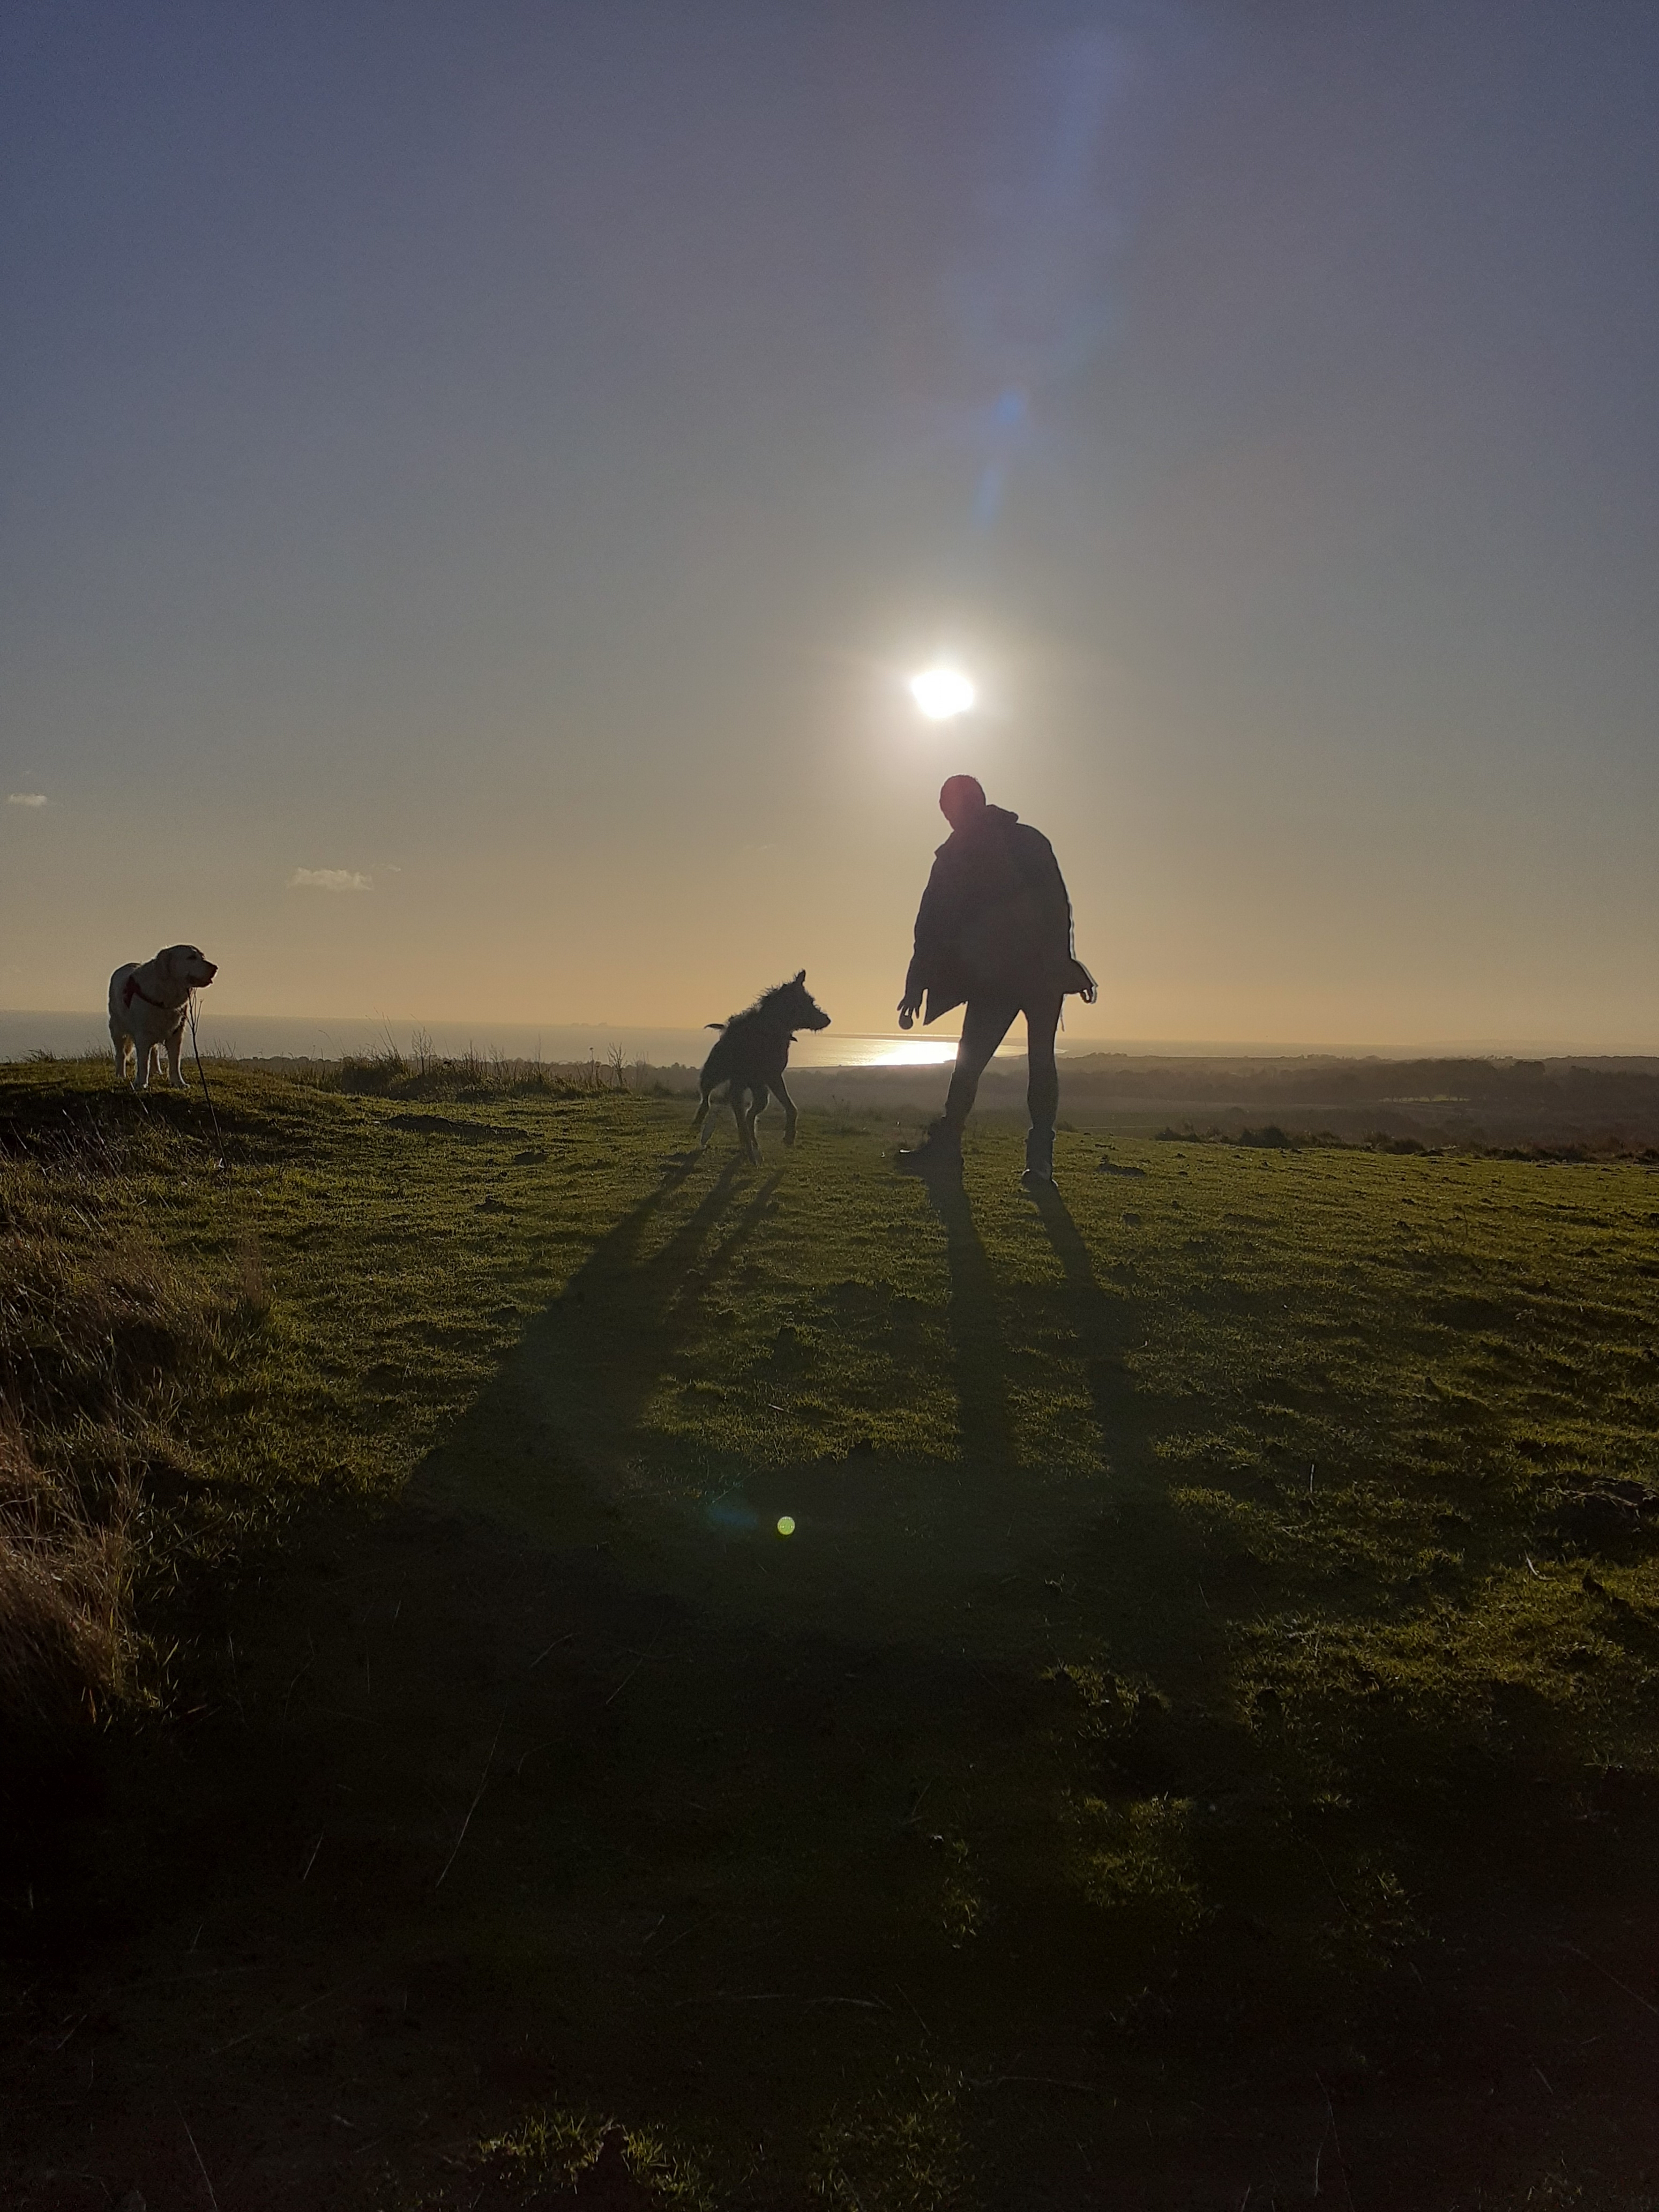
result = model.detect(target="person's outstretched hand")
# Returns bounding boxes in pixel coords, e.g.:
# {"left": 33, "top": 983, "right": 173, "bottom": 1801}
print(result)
{"left": 896, "top": 992, "right": 922, "bottom": 1032}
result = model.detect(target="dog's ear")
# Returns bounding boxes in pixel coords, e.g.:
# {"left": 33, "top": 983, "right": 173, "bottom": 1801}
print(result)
{"left": 794, "top": 969, "right": 806, "bottom": 984}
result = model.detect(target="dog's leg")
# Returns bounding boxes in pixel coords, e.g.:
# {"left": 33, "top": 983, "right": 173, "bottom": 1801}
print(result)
{"left": 134, "top": 1040, "right": 154, "bottom": 1093}
{"left": 166, "top": 1026, "right": 189, "bottom": 1089}
{"left": 729, "top": 1083, "right": 754, "bottom": 1163}
{"left": 694, "top": 1087, "right": 716, "bottom": 1149}
{"left": 110, "top": 1025, "right": 127, "bottom": 1084}
{"left": 745, "top": 1083, "right": 769, "bottom": 1165}
{"left": 773, "top": 1073, "right": 798, "bottom": 1147}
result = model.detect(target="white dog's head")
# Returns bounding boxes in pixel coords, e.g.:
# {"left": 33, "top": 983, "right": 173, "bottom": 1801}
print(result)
{"left": 158, "top": 944, "right": 218, "bottom": 992}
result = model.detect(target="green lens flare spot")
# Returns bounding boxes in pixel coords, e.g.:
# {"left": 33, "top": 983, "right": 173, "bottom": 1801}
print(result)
{"left": 776, "top": 1515, "right": 796, "bottom": 1537}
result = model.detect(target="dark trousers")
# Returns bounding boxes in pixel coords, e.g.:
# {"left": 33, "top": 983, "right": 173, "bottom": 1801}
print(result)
{"left": 941, "top": 989, "right": 1063, "bottom": 1132}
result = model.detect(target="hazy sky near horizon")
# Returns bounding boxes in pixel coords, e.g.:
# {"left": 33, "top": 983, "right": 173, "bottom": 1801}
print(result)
{"left": 3, "top": 0, "right": 1657, "bottom": 1047}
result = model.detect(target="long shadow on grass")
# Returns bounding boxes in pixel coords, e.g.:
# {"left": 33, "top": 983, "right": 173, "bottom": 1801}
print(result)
{"left": 420, "top": 1150, "right": 784, "bottom": 1518}
{"left": 910, "top": 1171, "right": 1218, "bottom": 1687}
{"left": 1025, "top": 1178, "right": 1221, "bottom": 1691}
{"left": 916, "top": 1175, "right": 1019, "bottom": 1475}
{"left": 1027, "top": 1178, "right": 1148, "bottom": 1441}
{"left": 22, "top": 1150, "right": 1650, "bottom": 2210}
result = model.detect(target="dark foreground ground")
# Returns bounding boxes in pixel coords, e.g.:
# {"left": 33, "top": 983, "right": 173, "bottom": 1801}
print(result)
{"left": 5, "top": 1066, "right": 1659, "bottom": 2208}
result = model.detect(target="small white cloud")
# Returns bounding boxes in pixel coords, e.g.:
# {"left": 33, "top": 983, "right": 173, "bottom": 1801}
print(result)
{"left": 7, "top": 793, "right": 48, "bottom": 808}
{"left": 289, "top": 866, "right": 371, "bottom": 892}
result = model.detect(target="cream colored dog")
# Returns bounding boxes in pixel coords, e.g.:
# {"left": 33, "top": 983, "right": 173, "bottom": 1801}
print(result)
{"left": 108, "top": 945, "right": 218, "bottom": 1091}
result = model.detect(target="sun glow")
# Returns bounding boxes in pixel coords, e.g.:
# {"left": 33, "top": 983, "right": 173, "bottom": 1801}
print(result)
{"left": 869, "top": 1038, "right": 959, "bottom": 1066}
{"left": 908, "top": 664, "right": 977, "bottom": 721}
{"left": 788, "top": 1033, "right": 962, "bottom": 1068}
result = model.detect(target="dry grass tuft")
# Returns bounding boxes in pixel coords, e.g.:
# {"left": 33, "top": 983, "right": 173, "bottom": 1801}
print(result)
{"left": 285, "top": 1028, "right": 647, "bottom": 1100}
{"left": 0, "top": 1419, "right": 129, "bottom": 1725}
{"left": 0, "top": 1129, "right": 266, "bottom": 1729}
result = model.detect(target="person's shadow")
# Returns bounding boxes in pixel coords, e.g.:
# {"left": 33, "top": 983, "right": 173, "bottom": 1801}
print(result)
{"left": 916, "top": 1169, "right": 1152, "bottom": 1484}
{"left": 916, "top": 1174, "right": 1020, "bottom": 1476}
{"left": 1025, "top": 1176, "right": 1214, "bottom": 1682}
{"left": 1026, "top": 1178, "right": 1146, "bottom": 1439}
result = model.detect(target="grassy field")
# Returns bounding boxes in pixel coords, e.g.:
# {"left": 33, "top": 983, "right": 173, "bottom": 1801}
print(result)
{"left": 5, "top": 1060, "right": 1659, "bottom": 2208}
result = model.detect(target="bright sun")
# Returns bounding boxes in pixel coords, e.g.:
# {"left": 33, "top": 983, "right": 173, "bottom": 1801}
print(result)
{"left": 908, "top": 664, "right": 977, "bottom": 722}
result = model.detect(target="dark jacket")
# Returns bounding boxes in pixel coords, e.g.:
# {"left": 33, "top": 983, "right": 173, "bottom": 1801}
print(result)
{"left": 903, "top": 805, "right": 1095, "bottom": 1023}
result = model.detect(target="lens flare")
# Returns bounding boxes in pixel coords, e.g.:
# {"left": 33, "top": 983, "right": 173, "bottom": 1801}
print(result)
{"left": 776, "top": 1515, "right": 796, "bottom": 1537}
{"left": 908, "top": 666, "right": 976, "bottom": 722}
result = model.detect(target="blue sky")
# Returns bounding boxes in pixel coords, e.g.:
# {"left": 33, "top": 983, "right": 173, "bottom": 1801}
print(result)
{"left": 3, "top": 1, "right": 1656, "bottom": 1045}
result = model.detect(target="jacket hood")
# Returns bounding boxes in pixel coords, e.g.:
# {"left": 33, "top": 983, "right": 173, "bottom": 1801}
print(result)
{"left": 937, "top": 803, "right": 1019, "bottom": 855}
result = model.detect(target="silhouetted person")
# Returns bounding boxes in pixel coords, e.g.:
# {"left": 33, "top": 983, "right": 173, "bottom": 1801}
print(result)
{"left": 896, "top": 774, "right": 1095, "bottom": 1185}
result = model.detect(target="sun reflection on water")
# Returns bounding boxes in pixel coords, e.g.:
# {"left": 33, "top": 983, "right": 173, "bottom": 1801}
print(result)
{"left": 790, "top": 1033, "right": 962, "bottom": 1068}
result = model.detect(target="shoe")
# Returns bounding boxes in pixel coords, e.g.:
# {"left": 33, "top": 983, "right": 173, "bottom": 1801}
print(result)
{"left": 1020, "top": 1124, "right": 1055, "bottom": 1189}
{"left": 895, "top": 1123, "right": 963, "bottom": 1177}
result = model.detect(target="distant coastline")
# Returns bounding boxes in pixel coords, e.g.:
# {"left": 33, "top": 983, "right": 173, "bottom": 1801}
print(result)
{"left": 10, "top": 1007, "right": 1659, "bottom": 1147}
{"left": 4, "top": 1008, "right": 1653, "bottom": 1070}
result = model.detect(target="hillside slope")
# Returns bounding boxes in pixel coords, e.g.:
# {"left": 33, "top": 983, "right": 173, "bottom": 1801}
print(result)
{"left": 5, "top": 1065, "right": 1659, "bottom": 2208}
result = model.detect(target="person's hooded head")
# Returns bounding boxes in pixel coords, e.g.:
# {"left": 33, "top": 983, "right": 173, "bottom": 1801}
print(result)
{"left": 938, "top": 774, "right": 988, "bottom": 833}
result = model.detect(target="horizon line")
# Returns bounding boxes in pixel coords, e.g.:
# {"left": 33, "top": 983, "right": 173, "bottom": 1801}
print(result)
{"left": 3, "top": 1006, "right": 1657, "bottom": 1063}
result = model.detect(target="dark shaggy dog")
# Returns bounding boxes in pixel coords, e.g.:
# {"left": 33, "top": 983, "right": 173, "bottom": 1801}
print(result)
{"left": 692, "top": 970, "right": 831, "bottom": 1164}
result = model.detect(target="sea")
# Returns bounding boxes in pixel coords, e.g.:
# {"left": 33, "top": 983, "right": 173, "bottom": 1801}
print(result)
{"left": 0, "top": 1008, "right": 978, "bottom": 1071}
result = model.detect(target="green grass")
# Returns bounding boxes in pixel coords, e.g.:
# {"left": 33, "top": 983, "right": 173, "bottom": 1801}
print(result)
{"left": 0, "top": 1071, "right": 609, "bottom": 1718}
{"left": 5, "top": 1059, "right": 1659, "bottom": 2206}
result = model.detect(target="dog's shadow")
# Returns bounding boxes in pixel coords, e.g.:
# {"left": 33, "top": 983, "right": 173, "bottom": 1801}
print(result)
{"left": 420, "top": 1150, "right": 786, "bottom": 1521}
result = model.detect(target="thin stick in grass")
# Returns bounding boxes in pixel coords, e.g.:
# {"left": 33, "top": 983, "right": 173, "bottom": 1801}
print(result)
{"left": 178, "top": 2106, "right": 221, "bottom": 2211}
{"left": 435, "top": 1712, "right": 505, "bottom": 1888}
